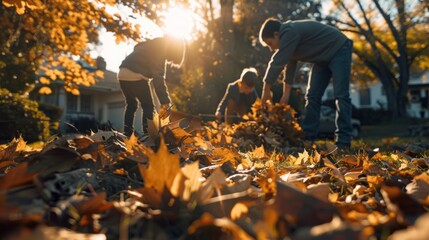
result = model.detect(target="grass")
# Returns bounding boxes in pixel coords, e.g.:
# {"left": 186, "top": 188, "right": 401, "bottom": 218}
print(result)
{"left": 358, "top": 117, "right": 429, "bottom": 149}
{"left": 316, "top": 117, "right": 429, "bottom": 152}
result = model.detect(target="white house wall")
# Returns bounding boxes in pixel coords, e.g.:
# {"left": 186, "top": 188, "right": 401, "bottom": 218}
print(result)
{"left": 322, "top": 82, "right": 388, "bottom": 109}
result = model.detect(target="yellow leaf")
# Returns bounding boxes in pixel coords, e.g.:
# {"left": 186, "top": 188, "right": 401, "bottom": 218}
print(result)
{"left": 95, "top": 70, "right": 104, "bottom": 78}
{"left": 139, "top": 139, "right": 181, "bottom": 193}
{"left": 250, "top": 145, "right": 266, "bottom": 159}
{"left": 39, "top": 76, "right": 50, "bottom": 84}
{"left": 231, "top": 202, "right": 248, "bottom": 220}
{"left": 294, "top": 149, "right": 309, "bottom": 165}
{"left": 38, "top": 86, "right": 52, "bottom": 95}
{"left": 180, "top": 161, "right": 202, "bottom": 201}
{"left": 71, "top": 88, "right": 80, "bottom": 95}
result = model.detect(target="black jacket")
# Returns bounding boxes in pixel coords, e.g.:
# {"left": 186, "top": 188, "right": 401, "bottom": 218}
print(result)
{"left": 119, "top": 37, "right": 170, "bottom": 104}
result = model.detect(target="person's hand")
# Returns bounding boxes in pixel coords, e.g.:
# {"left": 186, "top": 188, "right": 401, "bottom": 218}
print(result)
{"left": 159, "top": 103, "right": 172, "bottom": 120}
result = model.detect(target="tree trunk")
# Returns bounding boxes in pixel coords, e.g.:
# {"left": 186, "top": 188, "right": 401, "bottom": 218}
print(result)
{"left": 220, "top": 0, "right": 234, "bottom": 54}
{"left": 397, "top": 58, "right": 411, "bottom": 117}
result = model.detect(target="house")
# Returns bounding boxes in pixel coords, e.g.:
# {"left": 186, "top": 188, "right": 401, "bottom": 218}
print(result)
{"left": 35, "top": 57, "right": 145, "bottom": 133}
{"left": 320, "top": 71, "right": 429, "bottom": 118}
{"left": 288, "top": 62, "right": 429, "bottom": 119}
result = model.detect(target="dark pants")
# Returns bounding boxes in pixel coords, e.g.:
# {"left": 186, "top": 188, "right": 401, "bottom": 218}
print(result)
{"left": 302, "top": 39, "right": 353, "bottom": 147}
{"left": 119, "top": 80, "right": 154, "bottom": 136}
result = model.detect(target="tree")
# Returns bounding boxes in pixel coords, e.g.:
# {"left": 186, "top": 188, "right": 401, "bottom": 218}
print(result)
{"left": 325, "top": 0, "right": 429, "bottom": 117}
{"left": 1, "top": 0, "right": 144, "bottom": 94}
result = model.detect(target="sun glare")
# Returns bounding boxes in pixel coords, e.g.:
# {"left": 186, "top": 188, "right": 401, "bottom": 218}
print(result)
{"left": 162, "top": 7, "right": 195, "bottom": 40}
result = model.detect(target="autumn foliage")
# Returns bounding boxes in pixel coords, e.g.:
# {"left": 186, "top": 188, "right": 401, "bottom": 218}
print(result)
{"left": 1, "top": 103, "right": 428, "bottom": 240}
{"left": 1, "top": 0, "right": 142, "bottom": 94}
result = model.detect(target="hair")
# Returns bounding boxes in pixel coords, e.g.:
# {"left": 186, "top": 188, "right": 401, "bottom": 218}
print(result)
{"left": 258, "top": 18, "right": 282, "bottom": 46}
{"left": 164, "top": 35, "right": 186, "bottom": 68}
{"left": 240, "top": 67, "right": 259, "bottom": 87}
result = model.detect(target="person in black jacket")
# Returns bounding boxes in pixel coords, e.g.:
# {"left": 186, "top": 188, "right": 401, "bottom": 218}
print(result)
{"left": 117, "top": 35, "right": 185, "bottom": 137}
{"left": 215, "top": 67, "right": 259, "bottom": 124}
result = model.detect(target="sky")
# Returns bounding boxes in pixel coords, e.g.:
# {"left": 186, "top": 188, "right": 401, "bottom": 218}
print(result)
{"left": 94, "top": 5, "right": 198, "bottom": 72}
{"left": 96, "top": 29, "right": 135, "bottom": 72}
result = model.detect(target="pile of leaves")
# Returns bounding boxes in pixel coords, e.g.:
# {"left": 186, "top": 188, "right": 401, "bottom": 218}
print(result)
{"left": 1, "top": 104, "right": 428, "bottom": 240}
{"left": 195, "top": 100, "right": 304, "bottom": 151}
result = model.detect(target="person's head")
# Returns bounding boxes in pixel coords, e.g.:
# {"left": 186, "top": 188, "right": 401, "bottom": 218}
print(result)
{"left": 259, "top": 18, "right": 282, "bottom": 52}
{"left": 238, "top": 67, "right": 258, "bottom": 94}
{"left": 164, "top": 35, "right": 186, "bottom": 68}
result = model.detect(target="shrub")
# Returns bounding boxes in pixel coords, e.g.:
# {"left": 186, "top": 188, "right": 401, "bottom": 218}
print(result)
{"left": 38, "top": 102, "right": 63, "bottom": 134}
{"left": 0, "top": 88, "right": 50, "bottom": 142}
{"left": 65, "top": 116, "right": 110, "bottom": 134}
{"left": 355, "top": 108, "right": 392, "bottom": 125}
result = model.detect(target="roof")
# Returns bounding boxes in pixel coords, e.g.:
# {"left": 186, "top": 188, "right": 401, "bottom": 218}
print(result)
{"left": 89, "top": 70, "right": 121, "bottom": 92}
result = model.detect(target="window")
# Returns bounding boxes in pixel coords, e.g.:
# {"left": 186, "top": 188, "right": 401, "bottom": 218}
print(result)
{"left": 81, "top": 94, "right": 92, "bottom": 113}
{"left": 326, "top": 89, "right": 334, "bottom": 99}
{"left": 67, "top": 93, "right": 78, "bottom": 112}
{"left": 410, "top": 90, "right": 420, "bottom": 103}
{"left": 359, "top": 88, "right": 371, "bottom": 106}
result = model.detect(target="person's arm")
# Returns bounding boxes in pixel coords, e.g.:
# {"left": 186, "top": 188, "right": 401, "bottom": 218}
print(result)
{"left": 279, "top": 60, "right": 298, "bottom": 105}
{"left": 216, "top": 84, "right": 233, "bottom": 119}
{"left": 152, "top": 61, "right": 171, "bottom": 105}
{"left": 262, "top": 24, "right": 300, "bottom": 104}
{"left": 261, "top": 82, "right": 272, "bottom": 104}
{"left": 280, "top": 82, "right": 293, "bottom": 105}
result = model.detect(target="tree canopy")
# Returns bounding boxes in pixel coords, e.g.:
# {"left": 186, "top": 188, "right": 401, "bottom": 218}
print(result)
{"left": 325, "top": 0, "right": 429, "bottom": 117}
{"left": 1, "top": 0, "right": 143, "bottom": 94}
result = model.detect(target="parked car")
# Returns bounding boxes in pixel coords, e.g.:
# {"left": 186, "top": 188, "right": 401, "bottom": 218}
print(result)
{"left": 318, "top": 105, "right": 361, "bottom": 138}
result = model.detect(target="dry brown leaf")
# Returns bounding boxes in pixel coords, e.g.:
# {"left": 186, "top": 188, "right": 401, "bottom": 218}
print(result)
{"left": 188, "top": 213, "right": 254, "bottom": 240}
{"left": 381, "top": 185, "right": 427, "bottom": 224}
{"left": 211, "top": 147, "right": 240, "bottom": 166}
{"left": 388, "top": 213, "right": 429, "bottom": 240}
{"left": 139, "top": 139, "right": 181, "bottom": 194}
{"left": 71, "top": 136, "right": 94, "bottom": 150}
{"left": 0, "top": 162, "right": 36, "bottom": 191}
{"left": 323, "top": 157, "right": 348, "bottom": 186}
{"left": 250, "top": 145, "right": 266, "bottom": 159}
{"left": 273, "top": 181, "right": 338, "bottom": 227}
{"left": 0, "top": 160, "right": 15, "bottom": 171}
{"left": 199, "top": 167, "right": 227, "bottom": 203}
{"left": 73, "top": 193, "right": 113, "bottom": 215}
{"left": 367, "top": 175, "right": 385, "bottom": 188}
{"left": 254, "top": 207, "right": 281, "bottom": 239}
{"left": 123, "top": 133, "right": 139, "bottom": 154}
{"left": 26, "top": 147, "right": 81, "bottom": 177}
{"left": 180, "top": 161, "right": 203, "bottom": 201}
{"left": 306, "top": 183, "right": 331, "bottom": 203}
{"left": 0, "top": 136, "right": 28, "bottom": 162}
{"left": 257, "top": 167, "right": 277, "bottom": 199}
{"left": 6, "top": 225, "right": 106, "bottom": 240}
{"left": 292, "top": 216, "right": 374, "bottom": 240}
{"left": 341, "top": 155, "right": 358, "bottom": 166}
{"left": 406, "top": 172, "right": 429, "bottom": 202}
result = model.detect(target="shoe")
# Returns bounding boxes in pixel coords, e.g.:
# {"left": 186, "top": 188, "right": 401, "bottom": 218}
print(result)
{"left": 138, "top": 134, "right": 150, "bottom": 142}
{"left": 335, "top": 143, "right": 352, "bottom": 155}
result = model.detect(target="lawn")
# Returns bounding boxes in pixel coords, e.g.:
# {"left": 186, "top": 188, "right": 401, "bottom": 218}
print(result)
{"left": 315, "top": 117, "right": 429, "bottom": 153}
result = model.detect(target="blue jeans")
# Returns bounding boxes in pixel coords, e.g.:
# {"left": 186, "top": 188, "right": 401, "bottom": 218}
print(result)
{"left": 302, "top": 39, "right": 353, "bottom": 146}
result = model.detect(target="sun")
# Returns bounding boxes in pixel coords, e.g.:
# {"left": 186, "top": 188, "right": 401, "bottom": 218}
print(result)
{"left": 162, "top": 7, "right": 195, "bottom": 40}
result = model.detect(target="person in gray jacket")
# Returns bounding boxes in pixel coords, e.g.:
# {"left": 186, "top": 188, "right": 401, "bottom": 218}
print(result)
{"left": 259, "top": 18, "right": 353, "bottom": 149}
{"left": 117, "top": 35, "right": 185, "bottom": 137}
{"left": 215, "top": 67, "right": 259, "bottom": 124}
